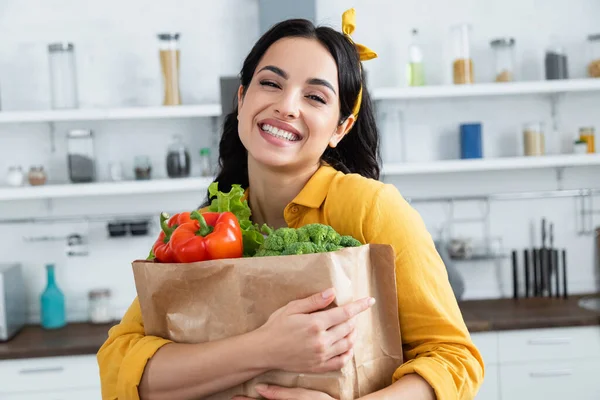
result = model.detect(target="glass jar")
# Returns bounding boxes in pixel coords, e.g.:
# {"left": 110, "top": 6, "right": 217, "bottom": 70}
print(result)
{"left": 48, "top": 43, "right": 79, "bottom": 109}
{"left": 28, "top": 166, "right": 47, "bottom": 186}
{"left": 451, "top": 24, "right": 474, "bottom": 84}
{"left": 6, "top": 166, "right": 25, "bottom": 187}
{"left": 158, "top": 33, "right": 182, "bottom": 106}
{"left": 587, "top": 34, "right": 600, "bottom": 78}
{"left": 134, "top": 155, "right": 152, "bottom": 180}
{"left": 523, "top": 122, "right": 545, "bottom": 156}
{"left": 490, "top": 38, "right": 515, "bottom": 82}
{"left": 166, "top": 135, "right": 190, "bottom": 178}
{"left": 88, "top": 289, "right": 112, "bottom": 324}
{"left": 67, "top": 129, "right": 96, "bottom": 183}
{"left": 199, "top": 147, "right": 212, "bottom": 177}
{"left": 545, "top": 45, "right": 569, "bottom": 80}
{"left": 579, "top": 127, "right": 596, "bottom": 153}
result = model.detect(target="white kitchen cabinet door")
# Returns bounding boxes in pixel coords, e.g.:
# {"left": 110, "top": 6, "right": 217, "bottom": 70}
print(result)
{"left": 475, "top": 364, "right": 499, "bottom": 400}
{"left": 500, "top": 358, "right": 600, "bottom": 400}
{"left": 0, "top": 388, "right": 101, "bottom": 400}
{"left": 0, "top": 355, "right": 100, "bottom": 394}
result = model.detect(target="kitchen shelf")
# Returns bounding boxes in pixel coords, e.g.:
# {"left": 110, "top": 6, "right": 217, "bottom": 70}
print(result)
{"left": 0, "top": 177, "right": 213, "bottom": 201}
{"left": 1, "top": 154, "right": 599, "bottom": 202}
{"left": 0, "top": 104, "right": 222, "bottom": 124}
{"left": 382, "top": 153, "right": 600, "bottom": 176}
{"left": 371, "top": 78, "right": 600, "bottom": 101}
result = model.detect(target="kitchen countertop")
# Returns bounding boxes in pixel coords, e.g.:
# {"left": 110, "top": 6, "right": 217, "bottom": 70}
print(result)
{"left": 0, "top": 321, "right": 117, "bottom": 361}
{"left": 459, "top": 293, "right": 600, "bottom": 332}
{"left": 1, "top": 294, "right": 598, "bottom": 360}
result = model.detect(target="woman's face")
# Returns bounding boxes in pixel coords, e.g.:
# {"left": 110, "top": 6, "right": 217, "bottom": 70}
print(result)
{"left": 237, "top": 37, "right": 354, "bottom": 171}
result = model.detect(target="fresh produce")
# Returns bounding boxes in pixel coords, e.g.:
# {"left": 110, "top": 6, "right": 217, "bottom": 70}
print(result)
{"left": 253, "top": 224, "right": 362, "bottom": 257}
{"left": 169, "top": 211, "right": 243, "bottom": 263}
{"left": 150, "top": 211, "right": 193, "bottom": 262}
{"left": 147, "top": 182, "right": 363, "bottom": 262}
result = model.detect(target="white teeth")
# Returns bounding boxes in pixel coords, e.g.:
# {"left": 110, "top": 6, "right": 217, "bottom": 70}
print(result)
{"left": 261, "top": 124, "right": 299, "bottom": 142}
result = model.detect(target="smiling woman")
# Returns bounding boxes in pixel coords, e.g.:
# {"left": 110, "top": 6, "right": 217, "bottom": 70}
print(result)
{"left": 97, "top": 8, "right": 484, "bottom": 400}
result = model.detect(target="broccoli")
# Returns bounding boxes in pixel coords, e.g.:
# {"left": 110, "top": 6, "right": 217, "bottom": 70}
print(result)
{"left": 340, "top": 235, "right": 362, "bottom": 247}
{"left": 254, "top": 249, "right": 281, "bottom": 257}
{"left": 262, "top": 234, "right": 285, "bottom": 251}
{"left": 272, "top": 227, "right": 298, "bottom": 246}
{"left": 303, "top": 223, "right": 342, "bottom": 246}
{"left": 281, "top": 242, "right": 317, "bottom": 255}
{"left": 252, "top": 224, "right": 361, "bottom": 257}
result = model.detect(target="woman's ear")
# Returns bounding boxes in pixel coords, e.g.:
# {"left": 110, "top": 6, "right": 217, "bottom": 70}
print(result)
{"left": 329, "top": 115, "right": 356, "bottom": 148}
{"left": 237, "top": 85, "right": 245, "bottom": 110}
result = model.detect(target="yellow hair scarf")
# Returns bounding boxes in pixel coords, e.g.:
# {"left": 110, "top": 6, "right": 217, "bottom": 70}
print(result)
{"left": 341, "top": 8, "right": 378, "bottom": 120}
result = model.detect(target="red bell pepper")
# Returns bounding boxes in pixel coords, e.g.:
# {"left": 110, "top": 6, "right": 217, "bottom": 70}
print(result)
{"left": 169, "top": 210, "right": 243, "bottom": 263}
{"left": 151, "top": 211, "right": 193, "bottom": 263}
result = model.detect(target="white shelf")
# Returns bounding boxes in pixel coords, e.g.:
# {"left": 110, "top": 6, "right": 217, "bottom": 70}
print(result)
{"left": 0, "top": 177, "right": 213, "bottom": 201}
{"left": 0, "top": 104, "right": 222, "bottom": 124}
{"left": 372, "top": 78, "right": 600, "bottom": 101}
{"left": 1, "top": 154, "right": 598, "bottom": 201}
{"left": 382, "top": 154, "right": 600, "bottom": 175}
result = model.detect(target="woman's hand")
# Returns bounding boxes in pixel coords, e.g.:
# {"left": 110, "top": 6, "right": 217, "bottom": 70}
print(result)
{"left": 232, "top": 384, "right": 337, "bottom": 400}
{"left": 255, "top": 288, "right": 375, "bottom": 373}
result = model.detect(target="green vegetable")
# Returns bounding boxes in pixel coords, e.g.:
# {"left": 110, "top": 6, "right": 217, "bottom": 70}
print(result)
{"left": 253, "top": 223, "right": 362, "bottom": 257}
{"left": 340, "top": 235, "right": 362, "bottom": 248}
{"left": 303, "top": 223, "right": 341, "bottom": 246}
{"left": 281, "top": 242, "right": 318, "bottom": 255}
{"left": 207, "top": 182, "right": 266, "bottom": 257}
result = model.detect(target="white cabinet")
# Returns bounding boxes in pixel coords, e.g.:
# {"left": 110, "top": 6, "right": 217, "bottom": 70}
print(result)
{"left": 472, "top": 326, "right": 600, "bottom": 400}
{"left": 500, "top": 358, "right": 600, "bottom": 400}
{"left": 0, "top": 355, "right": 101, "bottom": 399}
{"left": 0, "top": 388, "right": 101, "bottom": 400}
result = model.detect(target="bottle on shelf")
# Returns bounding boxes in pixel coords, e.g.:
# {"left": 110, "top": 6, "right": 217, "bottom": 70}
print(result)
{"left": 406, "top": 29, "right": 425, "bottom": 87}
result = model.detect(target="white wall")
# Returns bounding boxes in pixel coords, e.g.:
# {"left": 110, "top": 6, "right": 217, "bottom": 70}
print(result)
{"left": 0, "top": 0, "right": 598, "bottom": 323}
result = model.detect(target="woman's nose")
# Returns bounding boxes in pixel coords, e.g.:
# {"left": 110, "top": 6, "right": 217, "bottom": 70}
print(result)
{"left": 274, "top": 92, "right": 300, "bottom": 119}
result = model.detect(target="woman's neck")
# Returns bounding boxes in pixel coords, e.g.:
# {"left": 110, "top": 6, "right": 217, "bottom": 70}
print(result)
{"left": 247, "top": 158, "right": 319, "bottom": 229}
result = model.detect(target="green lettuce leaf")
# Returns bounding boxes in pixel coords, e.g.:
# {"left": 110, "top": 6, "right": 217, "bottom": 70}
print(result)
{"left": 207, "top": 182, "right": 265, "bottom": 257}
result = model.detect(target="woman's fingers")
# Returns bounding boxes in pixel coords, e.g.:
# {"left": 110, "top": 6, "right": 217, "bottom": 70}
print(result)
{"left": 313, "top": 297, "right": 375, "bottom": 329}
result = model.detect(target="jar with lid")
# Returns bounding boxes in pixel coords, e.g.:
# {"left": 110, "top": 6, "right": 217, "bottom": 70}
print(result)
{"left": 6, "top": 166, "right": 25, "bottom": 187}
{"left": 587, "top": 34, "right": 600, "bottom": 78}
{"left": 88, "top": 289, "right": 112, "bottom": 324}
{"left": 67, "top": 129, "right": 96, "bottom": 183}
{"left": 490, "top": 38, "right": 515, "bottom": 82}
{"left": 28, "top": 166, "right": 47, "bottom": 186}
{"left": 48, "top": 43, "right": 79, "bottom": 109}
{"left": 545, "top": 44, "right": 569, "bottom": 80}
{"left": 579, "top": 127, "right": 596, "bottom": 153}
{"left": 134, "top": 155, "right": 152, "bottom": 180}
{"left": 451, "top": 24, "right": 474, "bottom": 84}
{"left": 158, "top": 33, "right": 182, "bottom": 106}
{"left": 166, "top": 135, "right": 190, "bottom": 178}
{"left": 523, "top": 122, "right": 545, "bottom": 156}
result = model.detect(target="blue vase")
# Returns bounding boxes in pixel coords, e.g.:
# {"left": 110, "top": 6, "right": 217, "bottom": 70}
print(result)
{"left": 40, "top": 264, "right": 66, "bottom": 329}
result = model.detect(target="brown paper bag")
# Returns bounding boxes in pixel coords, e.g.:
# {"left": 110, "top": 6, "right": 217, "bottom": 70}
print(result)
{"left": 132, "top": 244, "right": 403, "bottom": 400}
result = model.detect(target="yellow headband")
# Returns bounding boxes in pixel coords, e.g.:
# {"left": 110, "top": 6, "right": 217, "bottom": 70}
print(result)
{"left": 341, "top": 8, "right": 378, "bottom": 120}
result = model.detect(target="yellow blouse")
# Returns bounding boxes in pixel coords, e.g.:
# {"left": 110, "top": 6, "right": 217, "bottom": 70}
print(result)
{"left": 97, "top": 165, "right": 484, "bottom": 400}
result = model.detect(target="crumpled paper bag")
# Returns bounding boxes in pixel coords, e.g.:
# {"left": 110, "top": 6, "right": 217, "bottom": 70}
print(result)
{"left": 132, "top": 244, "right": 403, "bottom": 399}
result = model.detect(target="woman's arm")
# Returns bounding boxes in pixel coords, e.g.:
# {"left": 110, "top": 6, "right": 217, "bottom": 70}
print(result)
{"left": 359, "top": 374, "right": 435, "bottom": 400}
{"left": 138, "top": 329, "right": 268, "bottom": 400}
{"left": 361, "top": 184, "right": 484, "bottom": 399}
{"left": 98, "top": 290, "right": 374, "bottom": 400}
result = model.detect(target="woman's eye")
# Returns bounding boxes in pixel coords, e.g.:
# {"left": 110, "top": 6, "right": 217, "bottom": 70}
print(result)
{"left": 307, "top": 94, "right": 326, "bottom": 104}
{"left": 259, "top": 80, "right": 280, "bottom": 89}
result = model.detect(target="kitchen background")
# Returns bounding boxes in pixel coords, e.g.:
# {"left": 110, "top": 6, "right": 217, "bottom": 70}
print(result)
{"left": 0, "top": 0, "right": 598, "bottom": 325}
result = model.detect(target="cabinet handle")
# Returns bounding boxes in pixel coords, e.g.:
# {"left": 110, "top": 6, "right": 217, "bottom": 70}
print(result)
{"left": 529, "top": 369, "right": 573, "bottom": 378}
{"left": 527, "top": 337, "right": 571, "bottom": 345}
{"left": 19, "top": 366, "right": 65, "bottom": 374}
